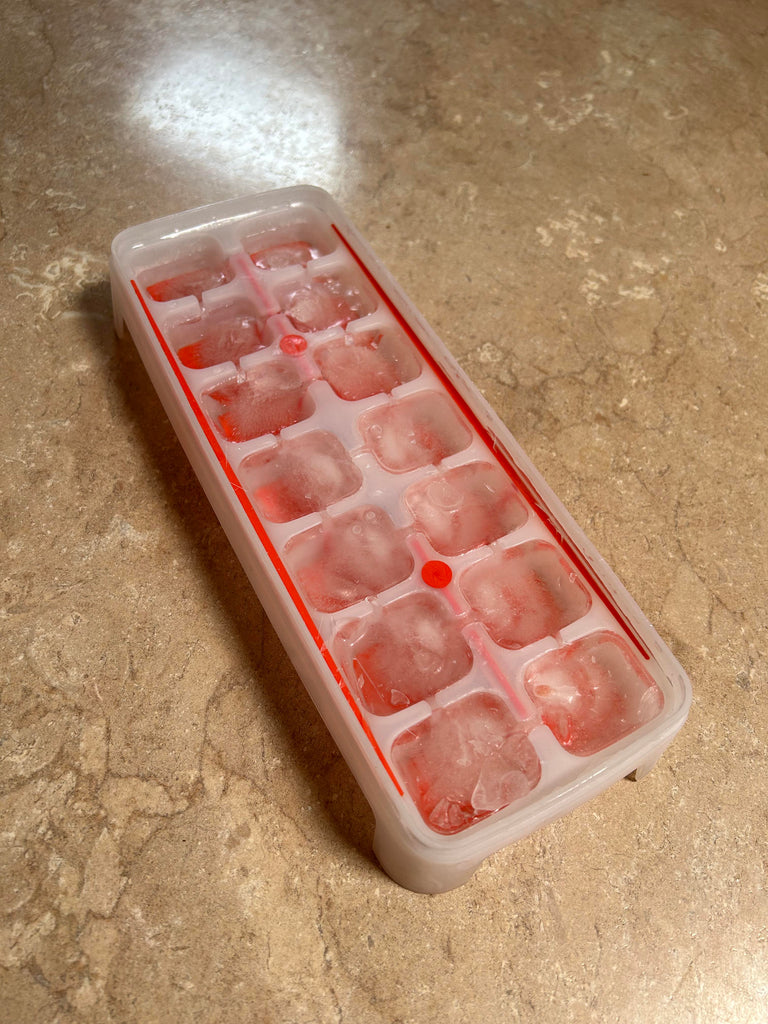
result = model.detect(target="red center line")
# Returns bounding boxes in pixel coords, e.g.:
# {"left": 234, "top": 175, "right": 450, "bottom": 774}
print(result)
{"left": 231, "top": 251, "right": 276, "bottom": 315}
{"left": 331, "top": 223, "right": 650, "bottom": 661}
{"left": 130, "top": 280, "right": 404, "bottom": 796}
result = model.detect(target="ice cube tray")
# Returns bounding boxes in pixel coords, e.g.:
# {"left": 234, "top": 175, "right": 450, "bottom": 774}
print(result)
{"left": 110, "top": 186, "right": 691, "bottom": 893}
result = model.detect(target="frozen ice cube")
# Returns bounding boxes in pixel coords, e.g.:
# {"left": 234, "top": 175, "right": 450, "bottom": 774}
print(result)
{"left": 392, "top": 692, "right": 541, "bottom": 834}
{"left": 286, "top": 506, "right": 414, "bottom": 612}
{"left": 525, "top": 632, "right": 664, "bottom": 756}
{"left": 177, "top": 311, "right": 265, "bottom": 369}
{"left": 460, "top": 541, "right": 591, "bottom": 648}
{"left": 240, "top": 431, "right": 362, "bottom": 522}
{"left": 205, "top": 361, "right": 313, "bottom": 442}
{"left": 283, "top": 276, "right": 372, "bottom": 333}
{"left": 405, "top": 462, "right": 528, "bottom": 556}
{"left": 315, "top": 328, "right": 421, "bottom": 401}
{"left": 339, "top": 592, "right": 473, "bottom": 715}
{"left": 147, "top": 263, "right": 232, "bottom": 303}
{"left": 250, "top": 241, "right": 317, "bottom": 271}
{"left": 359, "top": 392, "right": 472, "bottom": 473}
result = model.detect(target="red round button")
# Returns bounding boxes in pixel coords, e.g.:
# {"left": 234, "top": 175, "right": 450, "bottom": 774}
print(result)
{"left": 421, "top": 559, "right": 453, "bottom": 588}
{"left": 280, "top": 334, "right": 307, "bottom": 355}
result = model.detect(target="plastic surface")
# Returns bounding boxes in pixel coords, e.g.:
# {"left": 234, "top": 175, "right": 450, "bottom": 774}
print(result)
{"left": 110, "top": 186, "right": 691, "bottom": 893}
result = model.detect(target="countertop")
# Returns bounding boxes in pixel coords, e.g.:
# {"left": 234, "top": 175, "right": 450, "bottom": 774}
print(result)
{"left": 1, "top": 1, "right": 766, "bottom": 1021}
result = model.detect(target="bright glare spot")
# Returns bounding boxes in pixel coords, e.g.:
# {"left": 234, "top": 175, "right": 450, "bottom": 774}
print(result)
{"left": 132, "top": 49, "right": 341, "bottom": 189}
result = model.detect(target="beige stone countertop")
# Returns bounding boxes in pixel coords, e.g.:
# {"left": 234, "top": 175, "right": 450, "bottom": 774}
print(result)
{"left": 2, "top": 1, "right": 766, "bottom": 1021}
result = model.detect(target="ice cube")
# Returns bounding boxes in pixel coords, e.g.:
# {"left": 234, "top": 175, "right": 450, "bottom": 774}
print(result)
{"left": 525, "top": 632, "right": 664, "bottom": 756}
{"left": 147, "top": 263, "right": 232, "bottom": 303}
{"left": 392, "top": 692, "right": 541, "bottom": 834}
{"left": 283, "top": 276, "right": 372, "bottom": 333}
{"left": 250, "top": 240, "right": 317, "bottom": 271}
{"left": 205, "top": 361, "right": 313, "bottom": 442}
{"left": 315, "top": 328, "right": 421, "bottom": 401}
{"left": 460, "top": 541, "right": 591, "bottom": 648}
{"left": 405, "top": 462, "right": 528, "bottom": 556}
{"left": 285, "top": 506, "right": 413, "bottom": 612}
{"left": 177, "top": 311, "right": 265, "bottom": 369}
{"left": 340, "top": 592, "right": 472, "bottom": 715}
{"left": 240, "top": 431, "right": 362, "bottom": 522}
{"left": 359, "top": 392, "right": 472, "bottom": 473}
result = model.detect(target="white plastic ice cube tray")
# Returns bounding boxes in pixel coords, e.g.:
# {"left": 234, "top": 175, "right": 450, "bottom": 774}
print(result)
{"left": 110, "top": 186, "right": 691, "bottom": 893}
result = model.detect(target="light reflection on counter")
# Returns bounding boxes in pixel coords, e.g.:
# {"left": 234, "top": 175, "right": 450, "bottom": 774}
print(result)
{"left": 131, "top": 47, "right": 342, "bottom": 189}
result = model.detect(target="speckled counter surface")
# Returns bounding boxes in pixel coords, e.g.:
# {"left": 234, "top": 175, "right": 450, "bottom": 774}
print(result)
{"left": 1, "top": 1, "right": 766, "bottom": 1021}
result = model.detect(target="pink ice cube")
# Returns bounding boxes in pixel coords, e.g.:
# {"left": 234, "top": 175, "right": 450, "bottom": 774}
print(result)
{"left": 250, "top": 241, "right": 316, "bottom": 271}
{"left": 285, "top": 505, "right": 413, "bottom": 613}
{"left": 282, "top": 277, "right": 372, "bottom": 333}
{"left": 359, "top": 392, "right": 472, "bottom": 473}
{"left": 177, "top": 312, "right": 265, "bottom": 369}
{"left": 393, "top": 692, "right": 541, "bottom": 835}
{"left": 460, "top": 541, "right": 591, "bottom": 648}
{"left": 147, "top": 263, "right": 232, "bottom": 302}
{"left": 240, "top": 431, "right": 362, "bottom": 523}
{"left": 525, "top": 632, "right": 664, "bottom": 756}
{"left": 338, "top": 592, "right": 473, "bottom": 715}
{"left": 405, "top": 462, "right": 528, "bottom": 556}
{"left": 205, "top": 362, "right": 313, "bottom": 442}
{"left": 315, "top": 329, "right": 421, "bottom": 401}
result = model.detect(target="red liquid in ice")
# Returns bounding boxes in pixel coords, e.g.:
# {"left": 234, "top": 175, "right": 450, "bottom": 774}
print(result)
{"left": 315, "top": 330, "right": 420, "bottom": 401}
{"left": 406, "top": 462, "right": 528, "bottom": 556}
{"left": 177, "top": 314, "right": 265, "bottom": 369}
{"left": 243, "top": 431, "right": 362, "bottom": 523}
{"left": 287, "top": 506, "right": 414, "bottom": 613}
{"left": 250, "top": 241, "right": 316, "bottom": 271}
{"left": 147, "top": 265, "right": 231, "bottom": 303}
{"left": 460, "top": 541, "right": 591, "bottom": 649}
{"left": 341, "top": 592, "right": 471, "bottom": 715}
{"left": 206, "top": 363, "right": 312, "bottom": 442}
{"left": 393, "top": 692, "right": 541, "bottom": 834}
{"left": 525, "top": 633, "right": 664, "bottom": 756}
{"left": 283, "top": 277, "right": 370, "bottom": 334}
{"left": 360, "top": 392, "right": 472, "bottom": 473}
